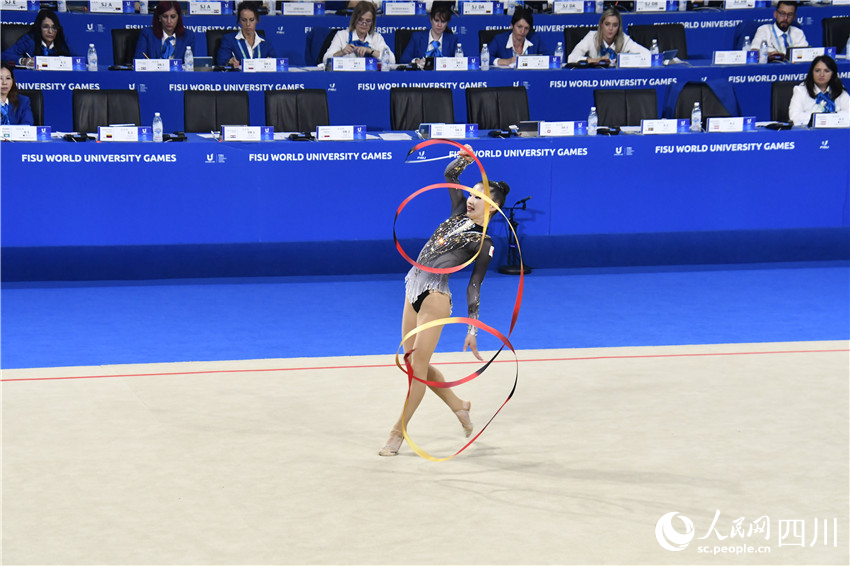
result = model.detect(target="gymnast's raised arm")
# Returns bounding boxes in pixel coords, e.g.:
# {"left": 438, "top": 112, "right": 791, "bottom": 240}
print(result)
{"left": 444, "top": 144, "right": 476, "bottom": 217}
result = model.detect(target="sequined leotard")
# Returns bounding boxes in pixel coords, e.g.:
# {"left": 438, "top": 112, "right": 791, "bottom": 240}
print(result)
{"left": 404, "top": 156, "right": 494, "bottom": 331}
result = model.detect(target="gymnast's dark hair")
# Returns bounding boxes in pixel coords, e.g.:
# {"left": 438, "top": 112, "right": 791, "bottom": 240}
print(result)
{"left": 488, "top": 180, "right": 510, "bottom": 209}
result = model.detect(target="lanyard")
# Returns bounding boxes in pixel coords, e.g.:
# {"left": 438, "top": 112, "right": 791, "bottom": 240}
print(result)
{"left": 236, "top": 37, "right": 260, "bottom": 60}
{"left": 771, "top": 25, "right": 790, "bottom": 52}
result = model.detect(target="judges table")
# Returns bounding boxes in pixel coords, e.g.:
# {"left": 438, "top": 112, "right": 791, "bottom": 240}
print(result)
{"left": 17, "top": 58, "right": 850, "bottom": 132}
{"left": 2, "top": 128, "right": 847, "bottom": 281}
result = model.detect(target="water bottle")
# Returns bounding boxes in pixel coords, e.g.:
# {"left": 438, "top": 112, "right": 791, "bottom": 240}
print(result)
{"left": 506, "top": 0, "right": 516, "bottom": 15}
{"left": 759, "top": 40, "right": 768, "bottom": 64}
{"left": 57, "top": 0, "right": 67, "bottom": 12}
{"left": 86, "top": 44, "right": 98, "bottom": 71}
{"left": 650, "top": 39, "right": 660, "bottom": 56}
{"left": 152, "top": 112, "right": 163, "bottom": 142}
{"left": 554, "top": 41, "right": 564, "bottom": 68}
{"left": 742, "top": 35, "right": 751, "bottom": 52}
{"left": 184, "top": 45, "right": 194, "bottom": 72}
{"left": 690, "top": 102, "right": 701, "bottom": 132}
{"left": 595, "top": 0, "right": 603, "bottom": 14}
{"left": 455, "top": 43, "right": 464, "bottom": 59}
{"left": 588, "top": 106, "right": 598, "bottom": 136}
{"left": 140, "top": 1, "right": 148, "bottom": 15}
{"left": 381, "top": 47, "right": 391, "bottom": 72}
{"left": 480, "top": 43, "right": 490, "bottom": 71}
{"left": 678, "top": 0, "right": 687, "bottom": 10}
{"left": 265, "top": 0, "right": 275, "bottom": 15}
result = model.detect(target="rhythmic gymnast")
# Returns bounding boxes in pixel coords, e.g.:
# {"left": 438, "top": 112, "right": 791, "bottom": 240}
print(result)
{"left": 380, "top": 145, "right": 510, "bottom": 457}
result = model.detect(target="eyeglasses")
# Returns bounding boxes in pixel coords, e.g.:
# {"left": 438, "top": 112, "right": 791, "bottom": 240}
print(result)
{"left": 356, "top": 17, "right": 373, "bottom": 25}
{"left": 41, "top": 25, "right": 58, "bottom": 31}
{"left": 776, "top": 10, "right": 795, "bottom": 19}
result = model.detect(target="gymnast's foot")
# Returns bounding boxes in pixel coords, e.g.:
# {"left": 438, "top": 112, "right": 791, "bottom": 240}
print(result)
{"left": 455, "top": 400, "right": 473, "bottom": 438}
{"left": 378, "top": 431, "right": 403, "bottom": 457}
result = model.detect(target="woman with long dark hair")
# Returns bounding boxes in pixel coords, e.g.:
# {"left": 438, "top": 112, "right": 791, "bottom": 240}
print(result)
{"left": 0, "top": 65, "right": 34, "bottom": 126}
{"left": 1, "top": 9, "right": 73, "bottom": 68}
{"left": 788, "top": 55, "right": 849, "bottom": 126}
{"left": 134, "top": 1, "right": 196, "bottom": 61}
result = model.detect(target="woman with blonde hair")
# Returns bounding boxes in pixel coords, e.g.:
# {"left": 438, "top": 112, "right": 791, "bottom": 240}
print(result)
{"left": 567, "top": 8, "right": 648, "bottom": 65}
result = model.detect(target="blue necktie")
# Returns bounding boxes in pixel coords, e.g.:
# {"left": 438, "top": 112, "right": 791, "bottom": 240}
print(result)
{"left": 1, "top": 104, "right": 9, "bottom": 125}
{"left": 42, "top": 44, "right": 53, "bottom": 56}
{"left": 162, "top": 37, "right": 175, "bottom": 59}
{"left": 601, "top": 47, "right": 616, "bottom": 60}
{"left": 781, "top": 32, "right": 789, "bottom": 51}
{"left": 426, "top": 40, "right": 441, "bottom": 58}
{"left": 816, "top": 91, "right": 836, "bottom": 113}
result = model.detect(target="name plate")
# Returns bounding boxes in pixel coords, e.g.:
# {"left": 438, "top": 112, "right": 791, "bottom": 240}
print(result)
{"left": 135, "top": 59, "right": 182, "bottom": 71}
{"left": 516, "top": 55, "right": 550, "bottom": 70}
{"left": 713, "top": 50, "right": 748, "bottom": 65}
{"left": 724, "top": 0, "right": 754, "bottom": 8}
{"left": 635, "top": 1, "right": 667, "bottom": 12}
{"left": 460, "top": 1, "right": 503, "bottom": 15}
{"left": 706, "top": 116, "right": 756, "bottom": 132}
{"left": 282, "top": 1, "right": 324, "bottom": 15}
{"left": 435, "top": 56, "right": 480, "bottom": 71}
{"left": 89, "top": 0, "right": 133, "bottom": 13}
{"left": 330, "top": 57, "right": 377, "bottom": 71}
{"left": 539, "top": 121, "right": 587, "bottom": 136}
{"left": 833, "top": 0, "right": 850, "bottom": 4}
{"left": 418, "top": 123, "right": 478, "bottom": 138}
{"left": 1, "top": 125, "right": 51, "bottom": 141}
{"left": 641, "top": 119, "right": 688, "bottom": 135}
{"left": 789, "top": 47, "right": 837, "bottom": 64}
{"left": 242, "top": 58, "right": 289, "bottom": 72}
{"left": 553, "top": 1, "right": 584, "bottom": 14}
{"left": 1, "top": 0, "right": 40, "bottom": 10}
{"left": 316, "top": 125, "right": 367, "bottom": 141}
{"left": 383, "top": 1, "right": 426, "bottom": 15}
{"left": 189, "top": 1, "right": 234, "bottom": 15}
{"left": 812, "top": 112, "right": 850, "bottom": 129}
{"left": 98, "top": 125, "right": 152, "bottom": 142}
{"left": 221, "top": 125, "right": 274, "bottom": 141}
{"left": 35, "top": 56, "right": 84, "bottom": 71}
{"left": 618, "top": 52, "right": 651, "bottom": 68}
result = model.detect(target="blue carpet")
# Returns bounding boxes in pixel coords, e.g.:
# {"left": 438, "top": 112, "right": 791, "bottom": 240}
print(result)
{"left": 2, "top": 262, "right": 848, "bottom": 369}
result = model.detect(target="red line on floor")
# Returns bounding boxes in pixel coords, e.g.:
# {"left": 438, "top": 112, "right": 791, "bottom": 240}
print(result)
{"left": 2, "top": 348, "right": 847, "bottom": 383}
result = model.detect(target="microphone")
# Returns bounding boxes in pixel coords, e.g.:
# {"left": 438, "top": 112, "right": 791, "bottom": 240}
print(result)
{"left": 514, "top": 196, "right": 531, "bottom": 206}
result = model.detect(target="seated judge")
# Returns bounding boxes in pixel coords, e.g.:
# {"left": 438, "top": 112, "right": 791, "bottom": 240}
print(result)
{"left": 323, "top": 1, "right": 395, "bottom": 65}
{"left": 0, "top": 65, "right": 33, "bottom": 126}
{"left": 217, "top": 2, "right": 277, "bottom": 68}
{"left": 134, "top": 1, "right": 196, "bottom": 61}
{"left": 788, "top": 55, "right": 849, "bottom": 126}
{"left": 400, "top": 4, "right": 457, "bottom": 67}
{"left": 567, "top": 8, "right": 648, "bottom": 65}
{"left": 489, "top": 8, "right": 551, "bottom": 67}
{"left": 751, "top": 1, "right": 807, "bottom": 59}
{"left": 1, "top": 9, "right": 73, "bottom": 68}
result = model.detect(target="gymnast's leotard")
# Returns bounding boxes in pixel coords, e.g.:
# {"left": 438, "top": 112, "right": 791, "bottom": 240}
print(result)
{"left": 404, "top": 156, "right": 494, "bottom": 332}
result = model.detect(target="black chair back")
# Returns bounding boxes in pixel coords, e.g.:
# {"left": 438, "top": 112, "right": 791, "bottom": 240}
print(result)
{"left": 478, "top": 28, "right": 509, "bottom": 52}
{"left": 628, "top": 23, "right": 688, "bottom": 60}
{"left": 305, "top": 27, "right": 344, "bottom": 66}
{"left": 822, "top": 17, "right": 850, "bottom": 51}
{"left": 111, "top": 28, "right": 141, "bottom": 66}
{"left": 771, "top": 81, "right": 798, "bottom": 123}
{"left": 184, "top": 91, "right": 250, "bottom": 132}
{"left": 265, "top": 89, "right": 330, "bottom": 132}
{"left": 18, "top": 89, "right": 44, "bottom": 126}
{"left": 394, "top": 28, "right": 424, "bottom": 62}
{"left": 563, "top": 26, "right": 595, "bottom": 58}
{"left": 593, "top": 89, "right": 657, "bottom": 127}
{"left": 73, "top": 89, "right": 141, "bottom": 133}
{"left": 732, "top": 20, "right": 762, "bottom": 50}
{"left": 466, "top": 86, "right": 529, "bottom": 130}
{"left": 674, "top": 83, "right": 730, "bottom": 126}
{"left": 1, "top": 24, "right": 30, "bottom": 54}
{"left": 207, "top": 29, "right": 266, "bottom": 63}
{"left": 390, "top": 87, "right": 454, "bottom": 131}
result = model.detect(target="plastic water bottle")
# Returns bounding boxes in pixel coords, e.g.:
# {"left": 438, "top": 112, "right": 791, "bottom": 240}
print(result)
{"left": 690, "top": 102, "right": 701, "bottom": 132}
{"left": 759, "top": 40, "right": 768, "bottom": 64}
{"left": 678, "top": 0, "right": 687, "bottom": 10}
{"left": 588, "top": 106, "right": 598, "bottom": 136}
{"left": 381, "top": 47, "right": 391, "bottom": 72}
{"left": 742, "top": 35, "right": 751, "bottom": 52}
{"left": 140, "top": 1, "right": 148, "bottom": 15}
{"left": 595, "top": 1, "right": 603, "bottom": 14}
{"left": 86, "top": 44, "right": 97, "bottom": 71}
{"left": 455, "top": 43, "right": 464, "bottom": 58}
{"left": 506, "top": 0, "right": 516, "bottom": 15}
{"left": 184, "top": 45, "right": 194, "bottom": 72}
{"left": 152, "top": 112, "right": 163, "bottom": 142}
{"left": 480, "top": 43, "right": 489, "bottom": 71}
{"left": 265, "top": 0, "right": 275, "bottom": 15}
{"left": 554, "top": 41, "right": 564, "bottom": 68}
{"left": 650, "top": 39, "right": 660, "bottom": 56}
{"left": 57, "top": 0, "right": 67, "bottom": 12}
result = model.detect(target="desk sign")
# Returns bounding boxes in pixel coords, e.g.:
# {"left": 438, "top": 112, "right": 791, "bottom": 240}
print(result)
{"left": 189, "top": 2, "right": 234, "bottom": 15}
{"left": 540, "top": 121, "right": 587, "bottom": 137}
{"left": 135, "top": 59, "right": 182, "bottom": 71}
{"left": 418, "top": 123, "right": 478, "bottom": 139}
{"left": 242, "top": 58, "right": 289, "bottom": 72}
{"left": 98, "top": 126, "right": 151, "bottom": 142}
{"left": 35, "top": 56, "right": 84, "bottom": 71}
{"left": 459, "top": 2, "right": 504, "bottom": 15}
{"left": 282, "top": 1, "right": 324, "bottom": 15}
{"left": 618, "top": 52, "right": 651, "bottom": 68}
{"left": 713, "top": 51, "right": 748, "bottom": 65}
{"left": 221, "top": 125, "right": 274, "bottom": 141}
{"left": 516, "top": 55, "right": 550, "bottom": 70}
{"left": 641, "top": 119, "right": 689, "bottom": 135}
{"left": 383, "top": 1, "right": 426, "bottom": 15}
{"left": 552, "top": 1, "right": 584, "bottom": 14}
{"left": 435, "top": 56, "right": 480, "bottom": 71}
{"left": 89, "top": 0, "right": 134, "bottom": 13}
{"left": 1, "top": 125, "right": 51, "bottom": 141}
{"left": 635, "top": 1, "right": 673, "bottom": 12}
{"left": 706, "top": 116, "right": 756, "bottom": 133}
{"left": 1, "top": 0, "right": 40, "bottom": 10}
{"left": 316, "top": 125, "right": 367, "bottom": 141}
{"left": 789, "top": 47, "right": 837, "bottom": 64}
{"left": 813, "top": 113, "right": 850, "bottom": 129}
{"left": 724, "top": 0, "right": 769, "bottom": 8}
{"left": 330, "top": 57, "right": 377, "bottom": 71}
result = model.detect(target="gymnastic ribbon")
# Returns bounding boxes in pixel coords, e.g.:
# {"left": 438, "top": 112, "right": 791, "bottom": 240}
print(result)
{"left": 393, "top": 138, "right": 525, "bottom": 462}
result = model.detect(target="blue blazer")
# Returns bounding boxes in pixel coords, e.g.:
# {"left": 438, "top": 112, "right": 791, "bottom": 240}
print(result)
{"left": 400, "top": 30, "right": 458, "bottom": 63}
{"left": 216, "top": 32, "right": 277, "bottom": 66}
{"left": 133, "top": 27, "right": 196, "bottom": 61}
{"left": 488, "top": 31, "right": 550, "bottom": 61}
{"left": 1, "top": 32, "right": 71, "bottom": 66}
{"left": 3, "top": 95, "right": 34, "bottom": 126}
